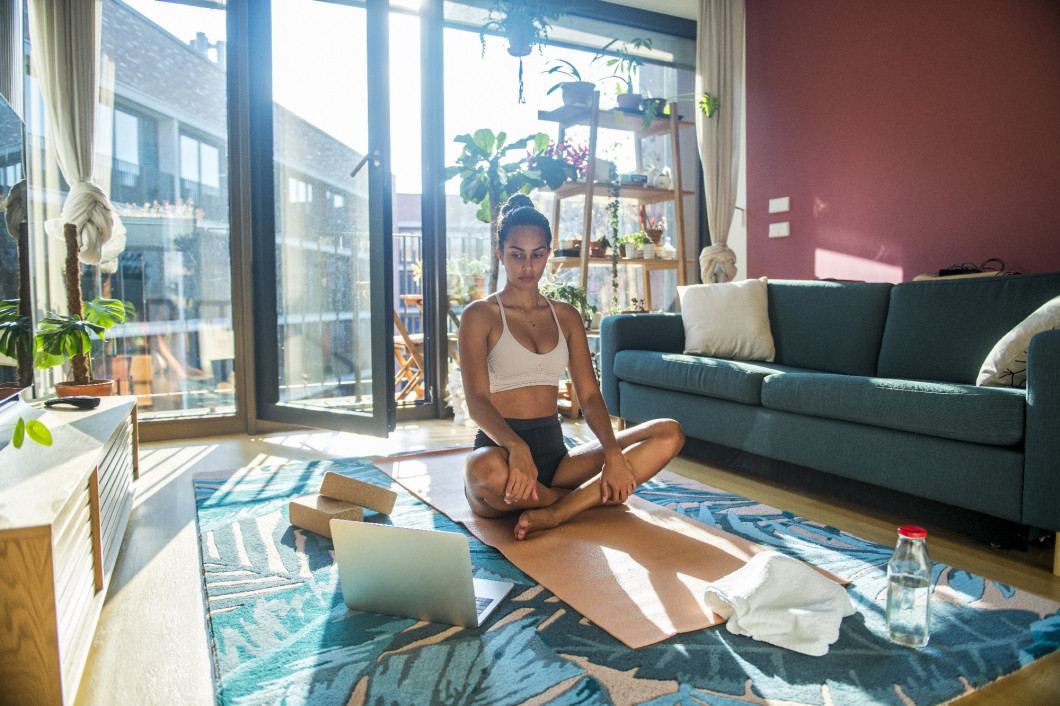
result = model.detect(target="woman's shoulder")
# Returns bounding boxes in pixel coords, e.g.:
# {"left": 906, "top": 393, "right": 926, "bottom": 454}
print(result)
{"left": 461, "top": 296, "right": 500, "bottom": 326}
{"left": 546, "top": 298, "right": 584, "bottom": 332}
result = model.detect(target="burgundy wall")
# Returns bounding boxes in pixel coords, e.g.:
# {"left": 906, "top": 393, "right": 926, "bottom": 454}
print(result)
{"left": 745, "top": 0, "right": 1060, "bottom": 282}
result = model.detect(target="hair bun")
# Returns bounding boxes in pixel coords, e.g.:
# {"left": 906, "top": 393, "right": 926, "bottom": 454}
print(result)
{"left": 501, "top": 193, "right": 535, "bottom": 216}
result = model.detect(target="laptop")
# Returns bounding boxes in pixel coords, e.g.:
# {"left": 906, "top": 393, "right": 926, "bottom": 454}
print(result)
{"left": 330, "top": 519, "right": 514, "bottom": 628}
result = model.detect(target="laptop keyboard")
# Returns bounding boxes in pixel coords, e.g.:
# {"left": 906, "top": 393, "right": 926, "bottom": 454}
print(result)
{"left": 475, "top": 595, "right": 494, "bottom": 616}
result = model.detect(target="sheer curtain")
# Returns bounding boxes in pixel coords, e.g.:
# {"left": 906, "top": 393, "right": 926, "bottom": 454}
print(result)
{"left": 28, "top": 0, "right": 119, "bottom": 265}
{"left": 696, "top": 0, "right": 744, "bottom": 283}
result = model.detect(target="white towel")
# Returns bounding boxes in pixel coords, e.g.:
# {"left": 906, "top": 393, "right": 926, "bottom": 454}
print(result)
{"left": 703, "top": 551, "right": 855, "bottom": 656}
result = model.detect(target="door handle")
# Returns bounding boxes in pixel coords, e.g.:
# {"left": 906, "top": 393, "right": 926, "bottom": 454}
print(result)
{"left": 350, "top": 150, "right": 381, "bottom": 178}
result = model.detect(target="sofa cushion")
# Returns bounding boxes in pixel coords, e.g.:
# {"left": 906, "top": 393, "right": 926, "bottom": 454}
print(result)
{"left": 613, "top": 350, "right": 788, "bottom": 405}
{"left": 878, "top": 271, "right": 1060, "bottom": 384}
{"left": 767, "top": 280, "right": 893, "bottom": 376}
{"left": 678, "top": 278, "right": 775, "bottom": 361}
{"left": 978, "top": 294, "right": 1060, "bottom": 388}
{"left": 760, "top": 372, "right": 1026, "bottom": 446}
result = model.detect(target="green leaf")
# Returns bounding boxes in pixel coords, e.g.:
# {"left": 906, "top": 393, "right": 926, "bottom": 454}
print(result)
{"left": 12, "top": 417, "right": 24, "bottom": 448}
{"left": 472, "top": 128, "right": 496, "bottom": 154}
{"left": 83, "top": 297, "right": 127, "bottom": 329}
{"left": 25, "top": 420, "right": 52, "bottom": 446}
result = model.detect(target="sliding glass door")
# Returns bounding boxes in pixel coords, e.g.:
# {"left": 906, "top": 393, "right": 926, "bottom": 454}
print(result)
{"left": 249, "top": 0, "right": 394, "bottom": 435}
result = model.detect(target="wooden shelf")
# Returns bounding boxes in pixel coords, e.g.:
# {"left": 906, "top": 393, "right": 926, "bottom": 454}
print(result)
{"left": 537, "top": 104, "right": 694, "bottom": 137}
{"left": 550, "top": 180, "right": 694, "bottom": 205}
{"left": 539, "top": 92, "right": 697, "bottom": 307}
{"left": 549, "top": 256, "right": 687, "bottom": 270}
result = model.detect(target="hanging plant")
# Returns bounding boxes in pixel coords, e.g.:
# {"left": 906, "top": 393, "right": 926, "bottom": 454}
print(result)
{"left": 480, "top": 0, "right": 565, "bottom": 103}
{"left": 604, "top": 166, "right": 621, "bottom": 313}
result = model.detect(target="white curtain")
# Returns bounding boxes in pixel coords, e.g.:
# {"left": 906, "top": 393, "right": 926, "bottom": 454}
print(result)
{"left": 696, "top": 0, "right": 744, "bottom": 283}
{"left": 28, "top": 0, "right": 118, "bottom": 265}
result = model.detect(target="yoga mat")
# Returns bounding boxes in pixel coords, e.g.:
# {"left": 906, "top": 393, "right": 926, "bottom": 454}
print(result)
{"left": 373, "top": 447, "right": 848, "bottom": 648}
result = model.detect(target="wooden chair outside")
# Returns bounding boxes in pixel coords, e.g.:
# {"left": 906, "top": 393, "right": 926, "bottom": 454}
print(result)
{"left": 393, "top": 310, "right": 425, "bottom": 401}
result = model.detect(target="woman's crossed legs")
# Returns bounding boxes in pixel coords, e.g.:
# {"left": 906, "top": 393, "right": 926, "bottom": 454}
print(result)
{"left": 463, "top": 418, "right": 684, "bottom": 540}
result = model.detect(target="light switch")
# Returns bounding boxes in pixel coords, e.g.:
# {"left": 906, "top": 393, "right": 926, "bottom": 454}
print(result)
{"left": 768, "top": 197, "right": 790, "bottom": 214}
{"left": 769, "top": 222, "right": 790, "bottom": 238}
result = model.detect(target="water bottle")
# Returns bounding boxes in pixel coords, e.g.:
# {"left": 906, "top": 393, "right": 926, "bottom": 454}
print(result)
{"left": 886, "top": 525, "right": 932, "bottom": 647}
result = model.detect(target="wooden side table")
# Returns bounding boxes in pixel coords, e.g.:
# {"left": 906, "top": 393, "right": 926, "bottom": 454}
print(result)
{"left": 0, "top": 395, "right": 139, "bottom": 705}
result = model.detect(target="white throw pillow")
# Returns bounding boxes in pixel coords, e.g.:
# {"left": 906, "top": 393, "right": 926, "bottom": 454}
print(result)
{"left": 678, "top": 278, "right": 775, "bottom": 361}
{"left": 977, "top": 294, "right": 1060, "bottom": 387}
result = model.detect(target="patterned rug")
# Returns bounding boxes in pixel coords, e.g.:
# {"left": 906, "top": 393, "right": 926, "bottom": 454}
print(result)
{"left": 193, "top": 457, "right": 1060, "bottom": 706}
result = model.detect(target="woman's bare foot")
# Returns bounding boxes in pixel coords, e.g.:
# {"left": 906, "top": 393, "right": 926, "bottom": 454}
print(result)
{"left": 514, "top": 507, "right": 560, "bottom": 540}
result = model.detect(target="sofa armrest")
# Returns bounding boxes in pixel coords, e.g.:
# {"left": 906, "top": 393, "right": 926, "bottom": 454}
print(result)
{"left": 1022, "top": 328, "right": 1060, "bottom": 531}
{"left": 599, "top": 313, "right": 685, "bottom": 415}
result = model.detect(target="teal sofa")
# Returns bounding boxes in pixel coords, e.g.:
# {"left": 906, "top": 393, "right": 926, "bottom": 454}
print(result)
{"left": 600, "top": 273, "right": 1060, "bottom": 559}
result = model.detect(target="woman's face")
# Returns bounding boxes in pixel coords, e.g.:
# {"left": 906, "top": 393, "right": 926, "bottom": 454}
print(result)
{"left": 498, "top": 226, "right": 551, "bottom": 289}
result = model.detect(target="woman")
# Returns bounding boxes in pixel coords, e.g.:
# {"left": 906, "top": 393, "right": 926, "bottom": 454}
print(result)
{"left": 460, "top": 194, "right": 684, "bottom": 540}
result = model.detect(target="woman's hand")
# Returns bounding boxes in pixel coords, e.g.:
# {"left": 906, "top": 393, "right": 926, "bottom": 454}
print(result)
{"left": 504, "top": 443, "right": 540, "bottom": 504}
{"left": 600, "top": 448, "right": 636, "bottom": 504}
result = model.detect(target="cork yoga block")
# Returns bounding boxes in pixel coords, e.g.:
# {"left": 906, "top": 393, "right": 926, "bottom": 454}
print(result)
{"left": 318, "top": 471, "right": 397, "bottom": 515}
{"left": 288, "top": 494, "right": 364, "bottom": 538}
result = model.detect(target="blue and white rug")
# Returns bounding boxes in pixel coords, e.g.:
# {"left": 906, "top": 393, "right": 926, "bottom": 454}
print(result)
{"left": 193, "top": 457, "right": 1060, "bottom": 705}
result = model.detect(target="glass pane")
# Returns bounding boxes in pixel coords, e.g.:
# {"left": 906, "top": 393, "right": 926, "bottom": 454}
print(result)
{"left": 271, "top": 0, "right": 373, "bottom": 412}
{"left": 25, "top": 0, "right": 235, "bottom": 417}
{"left": 442, "top": 4, "right": 696, "bottom": 321}
{"left": 390, "top": 7, "right": 427, "bottom": 407}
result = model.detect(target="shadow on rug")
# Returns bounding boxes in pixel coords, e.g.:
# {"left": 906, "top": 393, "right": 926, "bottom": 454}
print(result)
{"left": 193, "top": 457, "right": 1060, "bottom": 706}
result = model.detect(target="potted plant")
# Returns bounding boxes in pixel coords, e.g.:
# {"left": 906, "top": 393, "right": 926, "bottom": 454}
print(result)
{"left": 605, "top": 38, "right": 652, "bottom": 110}
{"left": 1, "top": 181, "right": 32, "bottom": 398}
{"left": 540, "top": 279, "right": 597, "bottom": 330}
{"left": 33, "top": 223, "right": 128, "bottom": 396}
{"left": 34, "top": 295, "right": 128, "bottom": 397}
{"left": 446, "top": 129, "right": 560, "bottom": 294}
{"left": 526, "top": 139, "right": 588, "bottom": 186}
{"left": 617, "top": 231, "right": 651, "bottom": 259}
{"left": 0, "top": 299, "right": 31, "bottom": 397}
{"left": 481, "top": 0, "right": 565, "bottom": 102}
{"left": 642, "top": 90, "right": 721, "bottom": 128}
{"left": 544, "top": 58, "right": 597, "bottom": 107}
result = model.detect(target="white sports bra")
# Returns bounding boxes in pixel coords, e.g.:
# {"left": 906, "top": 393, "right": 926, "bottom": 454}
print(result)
{"left": 487, "top": 297, "right": 569, "bottom": 393}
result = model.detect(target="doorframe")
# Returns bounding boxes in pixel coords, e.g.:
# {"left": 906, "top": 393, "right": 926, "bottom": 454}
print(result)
{"left": 243, "top": 0, "right": 395, "bottom": 436}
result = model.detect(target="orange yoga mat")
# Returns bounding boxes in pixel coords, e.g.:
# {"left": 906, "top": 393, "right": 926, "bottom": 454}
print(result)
{"left": 374, "top": 448, "right": 845, "bottom": 649}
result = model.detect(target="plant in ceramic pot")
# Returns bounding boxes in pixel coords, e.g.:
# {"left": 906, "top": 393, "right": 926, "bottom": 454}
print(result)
{"left": 544, "top": 58, "right": 597, "bottom": 107}
{"left": 34, "top": 295, "right": 128, "bottom": 397}
{"left": 605, "top": 37, "right": 652, "bottom": 110}
{"left": 617, "top": 231, "right": 651, "bottom": 259}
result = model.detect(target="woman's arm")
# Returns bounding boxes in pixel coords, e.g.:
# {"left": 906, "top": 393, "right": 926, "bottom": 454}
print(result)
{"left": 459, "top": 300, "right": 540, "bottom": 503}
{"left": 560, "top": 304, "right": 636, "bottom": 503}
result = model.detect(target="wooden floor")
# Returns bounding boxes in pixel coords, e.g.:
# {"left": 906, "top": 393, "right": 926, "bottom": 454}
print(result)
{"left": 75, "top": 419, "right": 1060, "bottom": 705}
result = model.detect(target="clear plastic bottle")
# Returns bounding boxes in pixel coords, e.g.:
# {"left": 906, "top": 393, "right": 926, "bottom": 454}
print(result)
{"left": 886, "top": 525, "right": 932, "bottom": 647}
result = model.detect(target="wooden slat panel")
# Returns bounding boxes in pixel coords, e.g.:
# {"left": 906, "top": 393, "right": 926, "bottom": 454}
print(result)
{"left": 89, "top": 468, "right": 103, "bottom": 593}
{"left": 0, "top": 527, "right": 63, "bottom": 706}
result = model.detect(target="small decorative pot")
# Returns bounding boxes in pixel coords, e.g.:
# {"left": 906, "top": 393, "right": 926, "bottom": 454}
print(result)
{"left": 640, "top": 243, "right": 656, "bottom": 259}
{"left": 653, "top": 172, "right": 671, "bottom": 189}
{"left": 622, "top": 244, "right": 638, "bottom": 259}
{"left": 560, "top": 81, "right": 595, "bottom": 107}
{"left": 616, "top": 93, "right": 642, "bottom": 110}
{"left": 646, "top": 228, "right": 664, "bottom": 245}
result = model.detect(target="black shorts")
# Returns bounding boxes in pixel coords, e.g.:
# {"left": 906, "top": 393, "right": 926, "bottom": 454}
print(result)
{"left": 473, "top": 415, "right": 568, "bottom": 488}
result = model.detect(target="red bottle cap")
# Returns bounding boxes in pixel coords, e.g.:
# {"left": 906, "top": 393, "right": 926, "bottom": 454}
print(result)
{"left": 898, "top": 525, "right": 927, "bottom": 538}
